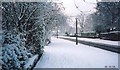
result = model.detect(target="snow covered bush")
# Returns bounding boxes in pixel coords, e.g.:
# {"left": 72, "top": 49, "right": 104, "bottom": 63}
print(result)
{"left": 1, "top": 2, "right": 67, "bottom": 69}
{"left": 2, "top": 32, "right": 32, "bottom": 69}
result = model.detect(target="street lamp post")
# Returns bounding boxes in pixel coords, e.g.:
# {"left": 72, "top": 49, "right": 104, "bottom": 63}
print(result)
{"left": 67, "top": 16, "right": 78, "bottom": 45}
{"left": 76, "top": 18, "right": 78, "bottom": 45}
{"left": 57, "top": 27, "right": 58, "bottom": 38}
{"left": 55, "top": 21, "right": 59, "bottom": 39}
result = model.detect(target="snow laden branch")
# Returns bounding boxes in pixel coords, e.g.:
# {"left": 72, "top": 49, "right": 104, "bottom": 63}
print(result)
{"left": 1, "top": 2, "right": 67, "bottom": 69}
{"left": 92, "top": 2, "right": 120, "bottom": 33}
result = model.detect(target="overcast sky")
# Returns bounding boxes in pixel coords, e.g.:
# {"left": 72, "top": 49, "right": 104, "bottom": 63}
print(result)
{"left": 52, "top": 0, "right": 100, "bottom": 16}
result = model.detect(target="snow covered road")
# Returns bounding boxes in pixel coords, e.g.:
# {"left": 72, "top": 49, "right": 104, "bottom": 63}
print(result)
{"left": 35, "top": 37, "right": 118, "bottom": 68}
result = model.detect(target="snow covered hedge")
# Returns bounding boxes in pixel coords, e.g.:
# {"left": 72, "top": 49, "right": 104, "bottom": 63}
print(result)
{"left": 1, "top": 2, "right": 66, "bottom": 69}
{"left": 2, "top": 32, "right": 32, "bottom": 69}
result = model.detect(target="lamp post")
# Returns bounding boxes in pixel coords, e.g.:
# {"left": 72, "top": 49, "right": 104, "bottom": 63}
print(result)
{"left": 55, "top": 20, "right": 59, "bottom": 39}
{"left": 67, "top": 16, "right": 78, "bottom": 45}
{"left": 55, "top": 21, "right": 58, "bottom": 38}
{"left": 57, "top": 26, "right": 58, "bottom": 38}
{"left": 76, "top": 18, "right": 78, "bottom": 45}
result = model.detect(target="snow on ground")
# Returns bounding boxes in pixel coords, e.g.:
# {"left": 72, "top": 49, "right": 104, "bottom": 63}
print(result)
{"left": 24, "top": 55, "right": 38, "bottom": 68}
{"left": 35, "top": 37, "right": 118, "bottom": 68}
{"left": 35, "top": 38, "right": 118, "bottom": 68}
{"left": 60, "top": 36, "right": 119, "bottom": 46}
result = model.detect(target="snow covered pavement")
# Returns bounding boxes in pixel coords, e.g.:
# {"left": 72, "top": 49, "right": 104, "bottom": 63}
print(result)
{"left": 60, "top": 36, "right": 119, "bottom": 46}
{"left": 35, "top": 37, "right": 118, "bottom": 68}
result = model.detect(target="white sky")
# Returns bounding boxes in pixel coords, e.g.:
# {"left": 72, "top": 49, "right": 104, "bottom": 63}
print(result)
{"left": 55, "top": 0, "right": 98, "bottom": 16}
{"left": 52, "top": 0, "right": 100, "bottom": 28}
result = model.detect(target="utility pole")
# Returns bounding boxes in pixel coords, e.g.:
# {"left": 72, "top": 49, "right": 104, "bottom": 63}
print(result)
{"left": 76, "top": 18, "right": 78, "bottom": 45}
